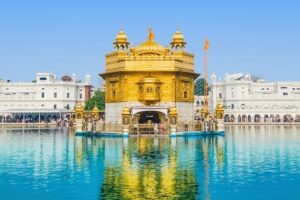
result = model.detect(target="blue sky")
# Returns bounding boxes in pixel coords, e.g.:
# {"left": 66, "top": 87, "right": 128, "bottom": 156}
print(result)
{"left": 0, "top": 0, "right": 299, "bottom": 85}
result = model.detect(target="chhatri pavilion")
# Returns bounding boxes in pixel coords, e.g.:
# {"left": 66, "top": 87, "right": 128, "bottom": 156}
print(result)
{"left": 100, "top": 28, "right": 199, "bottom": 126}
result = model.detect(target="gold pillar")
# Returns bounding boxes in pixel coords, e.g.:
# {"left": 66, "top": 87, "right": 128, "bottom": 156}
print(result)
{"left": 91, "top": 105, "right": 100, "bottom": 120}
{"left": 169, "top": 107, "right": 178, "bottom": 125}
{"left": 215, "top": 103, "right": 224, "bottom": 120}
{"left": 122, "top": 107, "right": 131, "bottom": 125}
{"left": 201, "top": 106, "right": 209, "bottom": 120}
{"left": 75, "top": 103, "right": 84, "bottom": 120}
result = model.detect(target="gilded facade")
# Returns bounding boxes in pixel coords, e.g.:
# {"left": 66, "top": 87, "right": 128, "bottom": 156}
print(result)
{"left": 100, "top": 28, "right": 199, "bottom": 125}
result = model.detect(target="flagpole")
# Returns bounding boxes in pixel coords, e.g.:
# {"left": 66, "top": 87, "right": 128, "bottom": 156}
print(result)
{"left": 203, "top": 39, "right": 209, "bottom": 108}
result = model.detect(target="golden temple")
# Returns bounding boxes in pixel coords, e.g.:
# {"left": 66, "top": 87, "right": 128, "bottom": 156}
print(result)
{"left": 100, "top": 28, "right": 199, "bottom": 129}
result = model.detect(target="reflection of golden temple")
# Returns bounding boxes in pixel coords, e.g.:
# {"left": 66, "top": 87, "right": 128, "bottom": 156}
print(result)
{"left": 71, "top": 121, "right": 226, "bottom": 199}
{"left": 100, "top": 137, "right": 198, "bottom": 199}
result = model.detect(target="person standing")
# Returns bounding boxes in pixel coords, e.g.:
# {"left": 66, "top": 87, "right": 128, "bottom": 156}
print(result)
{"left": 154, "top": 123, "right": 159, "bottom": 135}
{"left": 159, "top": 123, "right": 164, "bottom": 134}
{"left": 184, "top": 119, "right": 189, "bottom": 131}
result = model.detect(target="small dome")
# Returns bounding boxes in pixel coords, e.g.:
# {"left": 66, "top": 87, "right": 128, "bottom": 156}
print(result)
{"left": 115, "top": 29, "right": 128, "bottom": 43}
{"left": 201, "top": 106, "right": 209, "bottom": 113}
{"left": 61, "top": 75, "right": 72, "bottom": 82}
{"left": 75, "top": 103, "right": 84, "bottom": 111}
{"left": 114, "top": 29, "right": 129, "bottom": 50}
{"left": 91, "top": 105, "right": 100, "bottom": 114}
{"left": 211, "top": 73, "right": 217, "bottom": 81}
{"left": 170, "top": 29, "right": 186, "bottom": 49}
{"left": 92, "top": 105, "right": 100, "bottom": 112}
{"left": 216, "top": 103, "right": 224, "bottom": 110}
{"left": 173, "top": 30, "right": 184, "bottom": 41}
{"left": 122, "top": 107, "right": 130, "bottom": 115}
{"left": 169, "top": 107, "right": 178, "bottom": 115}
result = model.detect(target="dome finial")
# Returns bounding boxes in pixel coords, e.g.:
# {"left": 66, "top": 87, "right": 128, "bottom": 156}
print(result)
{"left": 176, "top": 21, "right": 180, "bottom": 31}
{"left": 148, "top": 27, "right": 155, "bottom": 41}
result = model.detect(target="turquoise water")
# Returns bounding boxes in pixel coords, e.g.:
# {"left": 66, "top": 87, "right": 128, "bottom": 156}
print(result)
{"left": 0, "top": 126, "right": 299, "bottom": 200}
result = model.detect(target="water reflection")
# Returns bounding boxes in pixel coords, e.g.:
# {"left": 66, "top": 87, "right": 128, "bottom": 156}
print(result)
{"left": 0, "top": 126, "right": 299, "bottom": 200}
{"left": 73, "top": 135, "right": 225, "bottom": 200}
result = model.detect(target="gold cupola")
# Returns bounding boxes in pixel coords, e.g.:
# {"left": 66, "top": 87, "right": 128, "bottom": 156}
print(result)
{"left": 170, "top": 29, "right": 186, "bottom": 50}
{"left": 75, "top": 103, "right": 84, "bottom": 119}
{"left": 113, "top": 29, "right": 130, "bottom": 50}
{"left": 91, "top": 104, "right": 100, "bottom": 119}
{"left": 131, "top": 28, "right": 169, "bottom": 56}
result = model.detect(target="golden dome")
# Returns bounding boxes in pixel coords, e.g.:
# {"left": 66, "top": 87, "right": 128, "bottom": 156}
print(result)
{"left": 137, "top": 40, "right": 164, "bottom": 51}
{"left": 216, "top": 103, "right": 224, "bottom": 110}
{"left": 170, "top": 29, "right": 186, "bottom": 49}
{"left": 75, "top": 103, "right": 84, "bottom": 111}
{"left": 133, "top": 40, "right": 166, "bottom": 56}
{"left": 173, "top": 30, "right": 184, "bottom": 41}
{"left": 169, "top": 107, "right": 178, "bottom": 116}
{"left": 114, "top": 29, "right": 129, "bottom": 50}
{"left": 201, "top": 106, "right": 209, "bottom": 113}
{"left": 92, "top": 105, "right": 100, "bottom": 113}
{"left": 115, "top": 29, "right": 128, "bottom": 43}
{"left": 122, "top": 107, "right": 130, "bottom": 115}
{"left": 132, "top": 28, "right": 168, "bottom": 56}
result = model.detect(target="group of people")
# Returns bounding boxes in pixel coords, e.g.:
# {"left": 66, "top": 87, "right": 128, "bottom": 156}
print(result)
{"left": 133, "top": 122, "right": 166, "bottom": 135}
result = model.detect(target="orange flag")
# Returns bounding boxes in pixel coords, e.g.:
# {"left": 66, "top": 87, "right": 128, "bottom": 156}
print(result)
{"left": 204, "top": 39, "right": 209, "bottom": 50}
{"left": 148, "top": 28, "right": 155, "bottom": 41}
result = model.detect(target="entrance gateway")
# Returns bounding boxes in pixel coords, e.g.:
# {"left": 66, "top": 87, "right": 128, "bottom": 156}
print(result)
{"left": 130, "top": 106, "right": 169, "bottom": 134}
{"left": 131, "top": 106, "right": 168, "bottom": 124}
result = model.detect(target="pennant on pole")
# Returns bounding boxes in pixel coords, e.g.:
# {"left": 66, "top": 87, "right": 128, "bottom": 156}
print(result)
{"left": 204, "top": 39, "right": 209, "bottom": 50}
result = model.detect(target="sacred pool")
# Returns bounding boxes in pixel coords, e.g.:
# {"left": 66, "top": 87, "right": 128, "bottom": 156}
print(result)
{"left": 0, "top": 126, "right": 299, "bottom": 200}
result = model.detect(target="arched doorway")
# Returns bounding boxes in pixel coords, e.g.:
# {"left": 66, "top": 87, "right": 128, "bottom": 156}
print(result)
{"left": 248, "top": 115, "right": 251, "bottom": 122}
{"left": 230, "top": 115, "right": 235, "bottom": 122}
{"left": 242, "top": 114, "right": 247, "bottom": 122}
{"left": 264, "top": 114, "right": 269, "bottom": 122}
{"left": 138, "top": 111, "right": 161, "bottom": 124}
{"left": 283, "top": 114, "right": 293, "bottom": 122}
{"left": 238, "top": 115, "right": 241, "bottom": 123}
{"left": 254, "top": 114, "right": 261, "bottom": 122}
{"left": 275, "top": 115, "right": 281, "bottom": 122}
{"left": 270, "top": 114, "right": 275, "bottom": 122}
{"left": 224, "top": 114, "right": 230, "bottom": 122}
{"left": 295, "top": 114, "right": 300, "bottom": 122}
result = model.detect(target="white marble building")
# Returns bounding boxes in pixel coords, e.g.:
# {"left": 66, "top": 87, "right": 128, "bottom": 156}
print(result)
{"left": 0, "top": 73, "right": 92, "bottom": 123}
{"left": 193, "top": 95, "right": 206, "bottom": 120}
{"left": 209, "top": 73, "right": 300, "bottom": 123}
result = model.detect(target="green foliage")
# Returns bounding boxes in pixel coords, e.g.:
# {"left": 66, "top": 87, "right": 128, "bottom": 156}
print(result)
{"left": 85, "top": 90, "right": 105, "bottom": 111}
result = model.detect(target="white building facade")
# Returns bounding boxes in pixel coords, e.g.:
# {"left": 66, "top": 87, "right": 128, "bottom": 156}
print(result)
{"left": 209, "top": 73, "right": 300, "bottom": 123}
{"left": 193, "top": 95, "right": 206, "bottom": 120}
{"left": 0, "top": 73, "right": 92, "bottom": 123}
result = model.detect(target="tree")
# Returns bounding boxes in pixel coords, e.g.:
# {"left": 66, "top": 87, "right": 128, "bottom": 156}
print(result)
{"left": 85, "top": 90, "right": 105, "bottom": 111}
